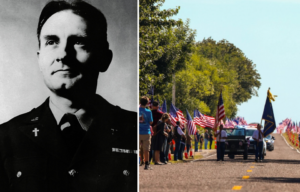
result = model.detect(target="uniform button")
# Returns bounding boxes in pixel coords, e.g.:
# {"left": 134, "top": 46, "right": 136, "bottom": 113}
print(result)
{"left": 16, "top": 171, "right": 22, "bottom": 178}
{"left": 68, "top": 169, "right": 77, "bottom": 177}
{"left": 123, "top": 170, "right": 130, "bottom": 176}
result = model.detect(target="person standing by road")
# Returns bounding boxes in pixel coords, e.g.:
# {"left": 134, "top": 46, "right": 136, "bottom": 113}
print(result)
{"left": 195, "top": 130, "right": 200, "bottom": 152}
{"left": 252, "top": 124, "right": 264, "bottom": 162}
{"left": 165, "top": 119, "right": 173, "bottom": 163}
{"left": 139, "top": 96, "right": 153, "bottom": 169}
{"left": 174, "top": 121, "right": 186, "bottom": 161}
{"left": 186, "top": 130, "right": 193, "bottom": 157}
{"left": 209, "top": 131, "right": 214, "bottom": 149}
{"left": 204, "top": 129, "right": 209, "bottom": 149}
{"left": 214, "top": 125, "right": 227, "bottom": 161}
{"left": 153, "top": 113, "right": 169, "bottom": 165}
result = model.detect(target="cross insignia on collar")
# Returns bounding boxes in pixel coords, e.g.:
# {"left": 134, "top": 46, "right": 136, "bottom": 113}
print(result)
{"left": 33, "top": 128, "right": 39, "bottom": 137}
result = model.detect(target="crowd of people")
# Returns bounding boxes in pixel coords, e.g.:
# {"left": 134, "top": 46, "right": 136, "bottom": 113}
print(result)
{"left": 139, "top": 96, "right": 216, "bottom": 170}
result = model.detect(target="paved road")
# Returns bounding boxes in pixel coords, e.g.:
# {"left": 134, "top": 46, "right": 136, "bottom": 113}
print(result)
{"left": 139, "top": 134, "right": 300, "bottom": 192}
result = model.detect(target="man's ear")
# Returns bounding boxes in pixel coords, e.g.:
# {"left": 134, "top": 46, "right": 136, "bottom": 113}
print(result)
{"left": 97, "top": 49, "right": 113, "bottom": 72}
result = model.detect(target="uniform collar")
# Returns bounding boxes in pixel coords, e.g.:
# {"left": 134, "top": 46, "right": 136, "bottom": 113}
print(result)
{"left": 49, "top": 99, "right": 94, "bottom": 131}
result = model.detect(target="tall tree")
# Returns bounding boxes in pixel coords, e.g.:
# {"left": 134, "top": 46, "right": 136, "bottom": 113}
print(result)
{"left": 139, "top": 0, "right": 181, "bottom": 95}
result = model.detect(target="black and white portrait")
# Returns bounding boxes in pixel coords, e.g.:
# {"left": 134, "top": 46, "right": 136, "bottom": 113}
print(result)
{"left": 0, "top": 0, "right": 137, "bottom": 191}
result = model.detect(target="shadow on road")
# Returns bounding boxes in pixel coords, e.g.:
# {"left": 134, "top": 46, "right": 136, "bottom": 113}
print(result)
{"left": 197, "top": 158, "right": 300, "bottom": 164}
{"left": 245, "top": 177, "right": 300, "bottom": 183}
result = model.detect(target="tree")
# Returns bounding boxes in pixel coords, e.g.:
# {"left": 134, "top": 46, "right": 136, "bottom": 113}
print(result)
{"left": 139, "top": 0, "right": 182, "bottom": 95}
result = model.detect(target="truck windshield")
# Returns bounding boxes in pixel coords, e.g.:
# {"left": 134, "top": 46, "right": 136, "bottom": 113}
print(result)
{"left": 229, "top": 129, "right": 245, "bottom": 136}
{"left": 246, "top": 130, "right": 255, "bottom": 136}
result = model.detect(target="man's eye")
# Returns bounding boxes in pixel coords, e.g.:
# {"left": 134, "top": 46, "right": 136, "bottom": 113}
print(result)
{"left": 75, "top": 41, "right": 85, "bottom": 45}
{"left": 46, "top": 40, "right": 57, "bottom": 45}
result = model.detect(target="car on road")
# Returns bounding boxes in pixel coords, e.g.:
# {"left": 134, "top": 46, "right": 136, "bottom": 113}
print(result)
{"left": 264, "top": 134, "right": 275, "bottom": 151}
{"left": 235, "top": 125, "right": 267, "bottom": 158}
{"left": 224, "top": 128, "right": 248, "bottom": 160}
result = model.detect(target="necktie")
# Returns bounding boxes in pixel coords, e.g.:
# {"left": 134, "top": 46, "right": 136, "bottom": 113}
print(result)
{"left": 259, "top": 131, "right": 261, "bottom": 140}
{"left": 59, "top": 113, "right": 86, "bottom": 157}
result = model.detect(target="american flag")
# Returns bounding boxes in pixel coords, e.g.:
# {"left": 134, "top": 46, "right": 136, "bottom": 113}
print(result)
{"left": 199, "top": 111, "right": 215, "bottom": 128}
{"left": 216, "top": 90, "right": 225, "bottom": 122}
{"left": 169, "top": 103, "right": 178, "bottom": 127}
{"left": 186, "top": 109, "right": 197, "bottom": 135}
{"left": 161, "top": 99, "right": 167, "bottom": 113}
{"left": 193, "top": 109, "right": 202, "bottom": 127}
{"left": 175, "top": 106, "right": 187, "bottom": 126}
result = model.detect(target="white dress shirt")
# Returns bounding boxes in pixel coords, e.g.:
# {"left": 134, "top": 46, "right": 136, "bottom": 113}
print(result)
{"left": 49, "top": 100, "right": 94, "bottom": 131}
{"left": 177, "top": 126, "right": 185, "bottom": 136}
{"left": 216, "top": 130, "right": 227, "bottom": 142}
{"left": 252, "top": 130, "right": 263, "bottom": 142}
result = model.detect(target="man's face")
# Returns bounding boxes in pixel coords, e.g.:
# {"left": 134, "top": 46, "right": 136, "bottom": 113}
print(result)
{"left": 257, "top": 124, "right": 261, "bottom": 130}
{"left": 205, "top": 129, "right": 208, "bottom": 133}
{"left": 38, "top": 10, "right": 103, "bottom": 95}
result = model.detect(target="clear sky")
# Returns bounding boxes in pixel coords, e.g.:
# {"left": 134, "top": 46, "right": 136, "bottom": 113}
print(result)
{"left": 162, "top": 0, "right": 300, "bottom": 126}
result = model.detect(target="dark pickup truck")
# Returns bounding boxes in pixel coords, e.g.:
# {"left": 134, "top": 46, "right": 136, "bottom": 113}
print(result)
{"left": 224, "top": 128, "right": 248, "bottom": 160}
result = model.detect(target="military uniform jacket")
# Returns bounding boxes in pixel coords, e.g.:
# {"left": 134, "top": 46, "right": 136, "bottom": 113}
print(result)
{"left": 0, "top": 95, "right": 137, "bottom": 192}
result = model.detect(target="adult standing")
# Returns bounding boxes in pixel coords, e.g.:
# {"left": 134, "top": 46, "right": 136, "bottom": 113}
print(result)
{"left": 199, "top": 132, "right": 204, "bottom": 151}
{"left": 150, "top": 101, "right": 163, "bottom": 164}
{"left": 186, "top": 130, "right": 193, "bottom": 156}
{"left": 195, "top": 130, "right": 200, "bottom": 152}
{"left": 164, "top": 119, "right": 173, "bottom": 163}
{"left": 214, "top": 125, "right": 227, "bottom": 161}
{"left": 139, "top": 96, "right": 153, "bottom": 169}
{"left": 204, "top": 129, "right": 209, "bottom": 149}
{"left": 209, "top": 131, "right": 214, "bottom": 149}
{"left": 252, "top": 124, "right": 264, "bottom": 162}
{"left": 153, "top": 113, "right": 169, "bottom": 164}
{"left": 180, "top": 128, "right": 187, "bottom": 160}
{"left": 173, "top": 121, "right": 185, "bottom": 161}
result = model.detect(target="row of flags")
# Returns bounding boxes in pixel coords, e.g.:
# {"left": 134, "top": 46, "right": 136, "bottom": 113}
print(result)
{"left": 277, "top": 118, "right": 300, "bottom": 134}
{"left": 146, "top": 86, "right": 276, "bottom": 137}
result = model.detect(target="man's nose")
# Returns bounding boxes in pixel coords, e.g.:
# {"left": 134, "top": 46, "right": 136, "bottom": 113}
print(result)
{"left": 56, "top": 40, "right": 75, "bottom": 63}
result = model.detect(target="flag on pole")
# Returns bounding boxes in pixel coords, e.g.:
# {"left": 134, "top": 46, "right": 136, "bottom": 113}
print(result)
{"left": 175, "top": 106, "right": 187, "bottom": 127}
{"left": 216, "top": 90, "right": 225, "bottom": 122}
{"left": 262, "top": 88, "right": 276, "bottom": 137}
{"left": 186, "top": 109, "right": 197, "bottom": 135}
{"left": 161, "top": 99, "right": 167, "bottom": 113}
{"left": 199, "top": 110, "right": 215, "bottom": 128}
{"left": 169, "top": 103, "right": 178, "bottom": 127}
{"left": 193, "top": 109, "right": 202, "bottom": 127}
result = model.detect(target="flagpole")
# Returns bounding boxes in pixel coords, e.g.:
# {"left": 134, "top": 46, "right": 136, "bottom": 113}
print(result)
{"left": 261, "top": 88, "right": 270, "bottom": 126}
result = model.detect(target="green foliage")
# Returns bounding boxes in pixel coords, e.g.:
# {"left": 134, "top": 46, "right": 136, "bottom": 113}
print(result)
{"left": 139, "top": 0, "right": 182, "bottom": 95}
{"left": 139, "top": 2, "right": 261, "bottom": 120}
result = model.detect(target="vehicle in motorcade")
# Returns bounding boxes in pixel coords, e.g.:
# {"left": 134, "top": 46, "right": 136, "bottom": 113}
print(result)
{"left": 264, "top": 134, "right": 275, "bottom": 151}
{"left": 224, "top": 128, "right": 248, "bottom": 160}
{"left": 235, "top": 125, "right": 267, "bottom": 158}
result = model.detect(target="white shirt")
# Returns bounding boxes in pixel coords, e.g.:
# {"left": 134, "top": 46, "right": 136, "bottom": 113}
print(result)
{"left": 49, "top": 100, "right": 94, "bottom": 131}
{"left": 252, "top": 130, "right": 263, "bottom": 142}
{"left": 177, "top": 126, "right": 185, "bottom": 136}
{"left": 216, "top": 130, "right": 227, "bottom": 142}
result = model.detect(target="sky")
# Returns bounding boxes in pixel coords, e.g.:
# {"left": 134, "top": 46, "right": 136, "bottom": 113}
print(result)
{"left": 162, "top": 0, "right": 300, "bottom": 126}
{"left": 0, "top": 0, "right": 137, "bottom": 123}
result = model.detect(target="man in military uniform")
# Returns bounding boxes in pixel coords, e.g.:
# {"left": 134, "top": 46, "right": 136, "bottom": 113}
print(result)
{"left": 0, "top": 1, "right": 137, "bottom": 191}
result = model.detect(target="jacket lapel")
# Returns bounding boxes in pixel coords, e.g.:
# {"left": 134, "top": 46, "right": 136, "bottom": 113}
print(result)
{"left": 69, "top": 96, "right": 114, "bottom": 167}
{"left": 17, "top": 98, "right": 70, "bottom": 163}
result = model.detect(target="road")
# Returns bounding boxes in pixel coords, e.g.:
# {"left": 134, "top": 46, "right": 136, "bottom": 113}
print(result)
{"left": 139, "top": 134, "right": 300, "bottom": 192}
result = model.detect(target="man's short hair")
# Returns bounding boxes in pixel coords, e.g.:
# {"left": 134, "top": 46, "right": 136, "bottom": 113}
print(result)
{"left": 140, "top": 96, "right": 149, "bottom": 106}
{"left": 37, "top": 0, "right": 108, "bottom": 49}
{"left": 152, "top": 101, "right": 159, "bottom": 107}
{"left": 176, "top": 121, "right": 180, "bottom": 125}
